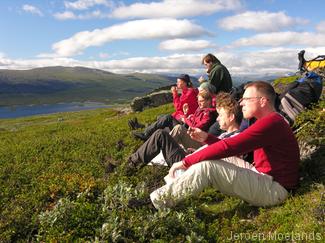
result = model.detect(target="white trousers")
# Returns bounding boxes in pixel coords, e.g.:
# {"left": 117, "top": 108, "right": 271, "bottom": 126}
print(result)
{"left": 150, "top": 157, "right": 288, "bottom": 209}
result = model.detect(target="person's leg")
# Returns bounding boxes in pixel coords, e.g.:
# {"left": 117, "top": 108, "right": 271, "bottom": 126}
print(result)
{"left": 135, "top": 115, "right": 180, "bottom": 140}
{"left": 170, "top": 124, "right": 202, "bottom": 149}
{"left": 150, "top": 158, "right": 288, "bottom": 209}
{"left": 129, "top": 129, "right": 187, "bottom": 167}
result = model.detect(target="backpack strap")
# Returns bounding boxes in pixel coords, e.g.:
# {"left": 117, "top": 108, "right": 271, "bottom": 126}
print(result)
{"left": 220, "top": 130, "right": 240, "bottom": 139}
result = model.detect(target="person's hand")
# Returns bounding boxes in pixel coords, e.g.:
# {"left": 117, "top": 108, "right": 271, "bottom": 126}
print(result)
{"left": 171, "top": 86, "right": 177, "bottom": 94}
{"left": 198, "top": 76, "right": 206, "bottom": 83}
{"left": 182, "top": 103, "right": 189, "bottom": 115}
{"left": 186, "top": 148, "right": 196, "bottom": 154}
{"left": 169, "top": 161, "right": 186, "bottom": 178}
{"left": 187, "top": 127, "right": 208, "bottom": 142}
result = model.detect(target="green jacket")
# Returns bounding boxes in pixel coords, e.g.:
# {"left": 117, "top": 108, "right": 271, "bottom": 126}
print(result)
{"left": 208, "top": 60, "right": 232, "bottom": 93}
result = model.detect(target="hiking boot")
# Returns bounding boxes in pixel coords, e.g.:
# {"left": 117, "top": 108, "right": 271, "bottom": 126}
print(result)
{"left": 128, "top": 118, "right": 145, "bottom": 130}
{"left": 132, "top": 131, "right": 147, "bottom": 141}
{"left": 133, "top": 118, "right": 145, "bottom": 129}
{"left": 124, "top": 157, "right": 145, "bottom": 175}
{"left": 128, "top": 119, "right": 137, "bottom": 130}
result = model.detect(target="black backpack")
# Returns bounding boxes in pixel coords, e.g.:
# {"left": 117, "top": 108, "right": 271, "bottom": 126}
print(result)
{"left": 278, "top": 72, "right": 323, "bottom": 126}
{"left": 229, "top": 81, "right": 252, "bottom": 101}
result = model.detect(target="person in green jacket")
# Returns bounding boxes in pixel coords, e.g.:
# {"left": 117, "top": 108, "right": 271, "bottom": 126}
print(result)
{"left": 199, "top": 53, "right": 233, "bottom": 94}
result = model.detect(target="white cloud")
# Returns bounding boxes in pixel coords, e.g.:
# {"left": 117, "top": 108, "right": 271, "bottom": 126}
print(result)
{"left": 110, "top": 0, "right": 242, "bottom": 19}
{"left": 54, "top": 10, "right": 107, "bottom": 20}
{"left": 316, "top": 21, "right": 325, "bottom": 33}
{"left": 53, "top": 11, "right": 76, "bottom": 20}
{"left": 51, "top": 18, "right": 209, "bottom": 57}
{"left": 229, "top": 31, "right": 325, "bottom": 48}
{"left": 64, "top": 0, "right": 112, "bottom": 10}
{"left": 159, "top": 38, "right": 215, "bottom": 51}
{"left": 4, "top": 47, "right": 325, "bottom": 77}
{"left": 22, "top": 4, "right": 43, "bottom": 16}
{"left": 218, "top": 11, "right": 308, "bottom": 32}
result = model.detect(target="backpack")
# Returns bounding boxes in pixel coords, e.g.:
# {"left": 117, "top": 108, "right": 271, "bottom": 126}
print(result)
{"left": 298, "top": 50, "right": 325, "bottom": 72}
{"left": 278, "top": 71, "right": 323, "bottom": 126}
{"left": 229, "top": 81, "right": 251, "bottom": 101}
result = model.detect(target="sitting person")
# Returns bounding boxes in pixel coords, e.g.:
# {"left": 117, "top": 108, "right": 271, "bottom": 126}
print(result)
{"left": 170, "top": 91, "right": 226, "bottom": 150}
{"left": 132, "top": 74, "right": 198, "bottom": 141}
{"left": 150, "top": 81, "right": 300, "bottom": 209}
{"left": 199, "top": 53, "right": 233, "bottom": 94}
{"left": 127, "top": 93, "right": 242, "bottom": 171}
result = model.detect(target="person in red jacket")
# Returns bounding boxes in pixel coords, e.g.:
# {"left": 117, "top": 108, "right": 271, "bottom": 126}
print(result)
{"left": 171, "top": 74, "right": 199, "bottom": 120}
{"left": 170, "top": 90, "right": 218, "bottom": 150}
{"left": 132, "top": 74, "right": 198, "bottom": 141}
{"left": 150, "top": 81, "right": 300, "bottom": 209}
{"left": 126, "top": 92, "right": 238, "bottom": 173}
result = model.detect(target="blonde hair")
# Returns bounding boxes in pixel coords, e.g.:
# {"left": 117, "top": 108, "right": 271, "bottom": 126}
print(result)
{"left": 215, "top": 92, "right": 243, "bottom": 125}
{"left": 198, "top": 89, "right": 212, "bottom": 101}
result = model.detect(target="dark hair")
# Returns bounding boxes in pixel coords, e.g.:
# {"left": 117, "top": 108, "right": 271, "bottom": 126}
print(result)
{"left": 216, "top": 92, "right": 243, "bottom": 126}
{"left": 202, "top": 53, "right": 218, "bottom": 64}
{"left": 244, "top": 81, "right": 276, "bottom": 106}
{"left": 178, "top": 74, "right": 192, "bottom": 87}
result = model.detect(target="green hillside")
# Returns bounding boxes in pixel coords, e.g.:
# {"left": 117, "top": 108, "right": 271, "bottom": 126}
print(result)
{"left": 0, "top": 67, "right": 175, "bottom": 106}
{"left": 0, "top": 98, "right": 324, "bottom": 241}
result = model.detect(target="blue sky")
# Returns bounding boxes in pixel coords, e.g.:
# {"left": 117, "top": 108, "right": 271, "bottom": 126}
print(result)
{"left": 1, "top": 0, "right": 325, "bottom": 77}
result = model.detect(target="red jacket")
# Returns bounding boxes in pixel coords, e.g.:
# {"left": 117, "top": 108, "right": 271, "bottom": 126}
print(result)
{"left": 183, "top": 112, "right": 300, "bottom": 189}
{"left": 183, "top": 107, "right": 216, "bottom": 131}
{"left": 172, "top": 87, "right": 198, "bottom": 120}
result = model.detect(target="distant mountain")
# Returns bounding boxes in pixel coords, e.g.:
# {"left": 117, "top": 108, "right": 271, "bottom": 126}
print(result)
{"left": 232, "top": 74, "right": 282, "bottom": 84}
{"left": 0, "top": 66, "right": 176, "bottom": 106}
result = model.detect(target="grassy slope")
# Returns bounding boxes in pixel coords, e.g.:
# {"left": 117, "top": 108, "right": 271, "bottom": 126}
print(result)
{"left": 0, "top": 102, "right": 324, "bottom": 242}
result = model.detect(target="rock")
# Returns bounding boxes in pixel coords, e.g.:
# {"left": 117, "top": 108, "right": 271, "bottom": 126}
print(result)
{"left": 130, "top": 90, "right": 173, "bottom": 112}
{"left": 298, "top": 141, "right": 319, "bottom": 161}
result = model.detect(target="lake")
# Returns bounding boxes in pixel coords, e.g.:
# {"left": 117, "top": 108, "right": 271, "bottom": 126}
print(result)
{"left": 0, "top": 102, "right": 114, "bottom": 119}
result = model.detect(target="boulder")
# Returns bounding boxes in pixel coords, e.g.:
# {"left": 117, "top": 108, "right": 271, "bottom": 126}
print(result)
{"left": 130, "top": 90, "right": 173, "bottom": 112}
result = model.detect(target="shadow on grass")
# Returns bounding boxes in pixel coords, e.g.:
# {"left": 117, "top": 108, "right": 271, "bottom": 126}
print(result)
{"left": 295, "top": 145, "right": 325, "bottom": 195}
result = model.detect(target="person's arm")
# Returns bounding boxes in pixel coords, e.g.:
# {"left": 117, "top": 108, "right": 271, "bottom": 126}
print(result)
{"left": 183, "top": 116, "right": 280, "bottom": 167}
{"left": 181, "top": 88, "right": 198, "bottom": 116}
{"left": 183, "top": 113, "right": 193, "bottom": 125}
{"left": 187, "top": 110, "right": 216, "bottom": 131}
{"left": 172, "top": 87, "right": 182, "bottom": 112}
{"left": 209, "top": 65, "right": 223, "bottom": 92}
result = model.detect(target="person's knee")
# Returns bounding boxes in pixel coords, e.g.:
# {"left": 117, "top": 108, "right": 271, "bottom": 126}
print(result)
{"left": 158, "top": 114, "right": 172, "bottom": 122}
{"left": 154, "top": 129, "right": 169, "bottom": 138}
{"left": 174, "top": 124, "right": 182, "bottom": 130}
{"left": 171, "top": 124, "right": 183, "bottom": 134}
{"left": 189, "top": 161, "right": 214, "bottom": 175}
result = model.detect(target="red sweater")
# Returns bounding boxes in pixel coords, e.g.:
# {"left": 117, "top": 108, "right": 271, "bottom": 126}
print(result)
{"left": 172, "top": 87, "right": 198, "bottom": 120}
{"left": 183, "top": 112, "right": 300, "bottom": 189}
{"left": 183, "top": 107, "right": 216, "bottom": 131}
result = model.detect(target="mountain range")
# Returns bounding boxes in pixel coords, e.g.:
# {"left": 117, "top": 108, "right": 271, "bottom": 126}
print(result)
{"left": 0, "top": 66, "right": 280, "bottom": 107}
{"left": 0, "top": 66, "right": 177, "bottom": 106}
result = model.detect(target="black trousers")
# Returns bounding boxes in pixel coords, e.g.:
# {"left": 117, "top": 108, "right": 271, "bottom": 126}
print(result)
{"left": 143, "top": 114, "right": 181, "bottom": 139}
{"left": 129, "top": 129, "right": 187, "bottom": 167}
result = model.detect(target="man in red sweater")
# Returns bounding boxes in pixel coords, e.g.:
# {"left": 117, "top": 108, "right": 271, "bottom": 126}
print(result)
{"left": 150, "top": 81, "right": 300, "bottom": 209}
